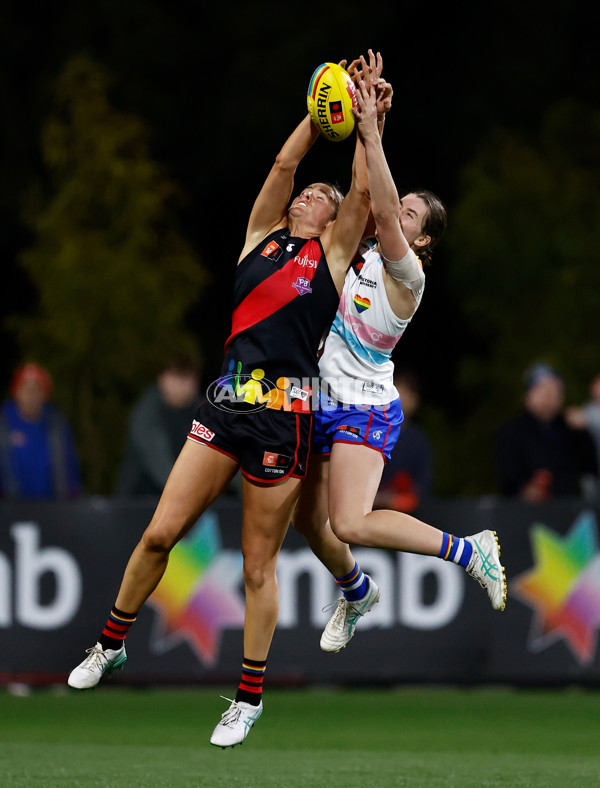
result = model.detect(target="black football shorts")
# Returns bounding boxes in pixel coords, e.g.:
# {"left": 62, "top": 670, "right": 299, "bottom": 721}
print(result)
{"left": 187, "top": 401, "right": 312, "bottom": 483}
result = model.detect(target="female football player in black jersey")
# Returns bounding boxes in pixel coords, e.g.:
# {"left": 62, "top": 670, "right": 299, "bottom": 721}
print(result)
{"left": 68, "top": 50, "right": 386, "bottom": 749}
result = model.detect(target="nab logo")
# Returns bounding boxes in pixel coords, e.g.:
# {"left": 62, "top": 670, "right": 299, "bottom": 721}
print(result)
{"left": 512, "top": 510, "right": 600, "bottom": 665}
{"left": 0, "top": 523, "right": 82, "bottom": 629}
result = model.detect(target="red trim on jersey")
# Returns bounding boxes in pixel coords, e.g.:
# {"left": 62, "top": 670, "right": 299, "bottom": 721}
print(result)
{"left": 224, "top": 239, "right": 322, "bottom": 352}
{"left": 242, "top": 414, "right": 307, "bottom": 483}
{"left": 331, "top": 439, "right": 387, "bottom": 456}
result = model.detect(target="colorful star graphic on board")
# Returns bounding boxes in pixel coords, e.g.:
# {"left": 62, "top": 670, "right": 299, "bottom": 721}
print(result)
{"left": 512, "top": 510, "right": 600, "bottom": 665}
{"left": 148, "top": 511, "right": 245, "bottom": 666}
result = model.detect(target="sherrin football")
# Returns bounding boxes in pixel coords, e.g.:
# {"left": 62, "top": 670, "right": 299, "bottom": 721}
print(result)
{"left": 307, "top": 62, "right": 357, "bottom": 142}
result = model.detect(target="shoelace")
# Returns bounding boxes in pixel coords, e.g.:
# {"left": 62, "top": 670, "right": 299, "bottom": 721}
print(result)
{"left": 323, "top": 598, "right": 361, "bottom": 630}
{"left": 81, "top": 645, "right": 107, "bottom": 672}
{"left": 218, "top": 696, "right": 242, "bottom": 726}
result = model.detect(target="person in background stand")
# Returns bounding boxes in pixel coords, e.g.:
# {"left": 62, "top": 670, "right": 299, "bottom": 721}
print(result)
{"left": 116, "top": 355, "right": 203, "bottom": 497}
{"left": 0, "top": 362, "right": 81, "bottom": 499}
{"left": 566, "top": 373, "right": 600, "bottom": 497}
{"left": 496, "top": 362, "right": 598, "bottom": 502}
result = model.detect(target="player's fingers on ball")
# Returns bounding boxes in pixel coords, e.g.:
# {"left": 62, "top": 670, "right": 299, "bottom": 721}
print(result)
{"left": 347, "top": 58, "right": 361, "bottom": 77}
{"left": 355, "top": 79, "right": 368, "bottom": 109}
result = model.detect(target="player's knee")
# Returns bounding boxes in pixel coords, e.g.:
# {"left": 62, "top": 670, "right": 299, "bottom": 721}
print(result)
{"left": 142, "top": 523, "right": 178, "bottom": 554}
{"left": 242, "top": 556, "right": 276, "bottom": 592}
{"left": 329, "top": 514, "right": 361, "bottom": 545}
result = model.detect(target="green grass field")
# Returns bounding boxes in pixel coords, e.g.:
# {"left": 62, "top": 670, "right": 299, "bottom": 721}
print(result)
{"left": 0, "top": 686, "right": 598, "bottom": 787}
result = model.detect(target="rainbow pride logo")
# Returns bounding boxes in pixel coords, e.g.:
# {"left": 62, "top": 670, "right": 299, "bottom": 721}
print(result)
{"left": 148, "top": 511, "right": 245, "bottom": 666}
{"left": 512, "top": 510, "right": 600, "bottom": 665}
{"left": 353, "top": 295, "right": 371, "bottom": 313}
{"left": 307, "top": 63, "right": 330, "bottom": 100}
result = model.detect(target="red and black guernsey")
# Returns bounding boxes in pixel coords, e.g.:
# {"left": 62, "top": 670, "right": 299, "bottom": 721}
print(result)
{"left": 220, "top": 228, "right": 339, "bottom": 412}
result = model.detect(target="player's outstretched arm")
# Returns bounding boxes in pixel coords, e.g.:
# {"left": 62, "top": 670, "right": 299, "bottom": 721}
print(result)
{"left": 240, "top": 115, "right": 320, "bottom": 262}
{"left": 354, "top": 71, "right": 408, "bottom": 264}
{"left": 324, "top": 50, "right": 385, "bottom": 291}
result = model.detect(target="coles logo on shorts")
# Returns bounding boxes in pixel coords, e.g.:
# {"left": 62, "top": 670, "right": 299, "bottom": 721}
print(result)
{"left": 190, "top": 420, "right": 215, "bottom": 442}
{"left": 263, "top": 452, "right": 291, "bottom": 468}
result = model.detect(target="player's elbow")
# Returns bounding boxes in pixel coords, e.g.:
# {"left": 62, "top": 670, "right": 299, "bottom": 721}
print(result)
{"left": 372, "top": 204, "right": 400, "bottom": 228}
{"left": 351, "top": 179, "right": 371, "bottom": 201}
{"left": 274, "top": 152, "right": 298, "bottom": 175}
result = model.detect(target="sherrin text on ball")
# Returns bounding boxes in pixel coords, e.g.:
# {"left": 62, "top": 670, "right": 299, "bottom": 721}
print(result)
{"left": 307, "top": 62, "right": 357, "bottom": 141}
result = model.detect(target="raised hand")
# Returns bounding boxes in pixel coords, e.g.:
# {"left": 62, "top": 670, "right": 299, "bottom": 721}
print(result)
{"left": 375, "top": 79, "right": 393, "bottom": 120}
{"left": 352, "top": 75, "right": 379, "bottom": 141}
{"left": 346, "top": 49, "right": 383, "bottom": 89}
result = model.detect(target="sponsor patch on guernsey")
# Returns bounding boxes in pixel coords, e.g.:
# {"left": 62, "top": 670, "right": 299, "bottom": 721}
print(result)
{"left": 363, "top": 381, "right": 384, "bottom": 394}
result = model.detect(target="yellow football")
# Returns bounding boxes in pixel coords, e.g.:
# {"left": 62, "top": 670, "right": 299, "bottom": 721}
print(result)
{"left": 307, "top": 62, "right": 357, "bottom": 142}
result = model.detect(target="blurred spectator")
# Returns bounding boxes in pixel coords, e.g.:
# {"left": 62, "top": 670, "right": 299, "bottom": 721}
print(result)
{"left": 566, "top": 373, "right": 600, "bottom": 476}
{"left": 374, "top": 370, "right": 433, "bottom": 512}
{"left": 496, "top": 362, "right": 598, "bottom": 502}
{"left": 116, "top": 355, "right": 204, "bottom": 496}
{"left": 0, "top": 362, "right": 81, "bottom": 499}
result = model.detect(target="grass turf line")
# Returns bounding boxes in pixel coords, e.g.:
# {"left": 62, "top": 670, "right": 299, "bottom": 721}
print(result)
{"left": 0, "top": 687, "right": 598, "bottom": 787}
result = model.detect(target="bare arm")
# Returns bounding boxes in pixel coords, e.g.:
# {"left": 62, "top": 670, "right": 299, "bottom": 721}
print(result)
{"left": 239, "top": 115, "right": 320, "bottom": 263}
{"left": 321, "top": 133, "right": 368, "bottom": 292}
{"left": 323, "top": 51, "right": 385, "bottom": 291}
{"left": 354, "top": 75, "right": 408, "bottom": 263}
{"left": 354, "top": 75, "right": 424, "bottom": 318}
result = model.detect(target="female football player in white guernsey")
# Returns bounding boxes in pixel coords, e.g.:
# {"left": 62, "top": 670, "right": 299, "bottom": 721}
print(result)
{"left": 293, "top": 66, "right": 507, "bottom": 654}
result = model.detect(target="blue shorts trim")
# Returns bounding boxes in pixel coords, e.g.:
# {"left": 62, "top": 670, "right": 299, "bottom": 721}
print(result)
{"left": 312, "top": 396, "right": 404, "bottom": 461}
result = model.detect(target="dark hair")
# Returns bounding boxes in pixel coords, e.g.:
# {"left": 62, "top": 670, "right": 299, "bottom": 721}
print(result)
{"left": 402, "top": 189, "right": 447, "bottom": 266}
{"left": 161, "top": 352, "right": 202, "bottom": 377}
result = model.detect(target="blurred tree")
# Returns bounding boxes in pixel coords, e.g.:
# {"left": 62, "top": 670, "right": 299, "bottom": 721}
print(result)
{"left": 433, "top": 99, "right": 600, "bottom": 495}
{"left": 11, "top": 54, "right": 206, "bottom": 494}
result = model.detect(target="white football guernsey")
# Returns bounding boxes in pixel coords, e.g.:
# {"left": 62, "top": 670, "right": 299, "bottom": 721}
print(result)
{"left": 319, "top": 245, "right": 424, "bottom": 406}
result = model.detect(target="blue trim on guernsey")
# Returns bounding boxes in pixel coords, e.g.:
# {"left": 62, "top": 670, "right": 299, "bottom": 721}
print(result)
{"left": 330, "top": 316, "right": 392, "bottom": 366}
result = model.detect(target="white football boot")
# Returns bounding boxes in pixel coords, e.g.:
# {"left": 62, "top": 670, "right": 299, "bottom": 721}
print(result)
{"left": 67, "top": 642, "right": 127, "bottom": 689}
{"left": 320, "top": 576, "right": 380, "bottom": 653}
{"left": 465, "top": 530, "right": 507, "bottom": 611}
{"left": 210, "top": 697, "right": 263, "bottom": 748}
